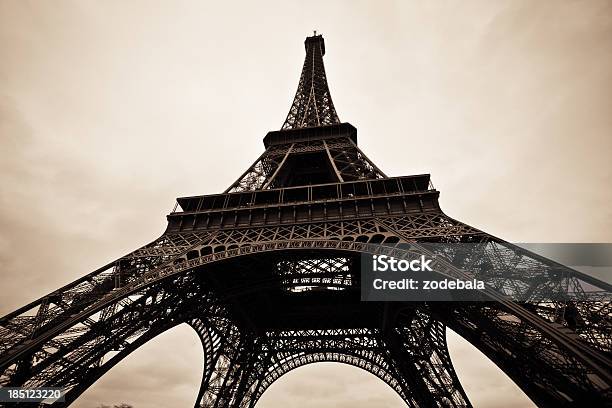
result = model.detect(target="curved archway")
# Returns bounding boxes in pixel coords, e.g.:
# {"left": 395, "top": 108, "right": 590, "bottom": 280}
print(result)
{"left": 257, "top": 362, "right": 405, "bottom": 407}
{"left": 446, "top": 328, "right": 535, "bottom": 408}
{"left": 1, "top": 239, "right": 608, "bottom": 407}
{"left": 250, "top": 349, "right": 409, "bottom": 405}
{"left": 73, "top": 323, "right": 203, "bottom": 408}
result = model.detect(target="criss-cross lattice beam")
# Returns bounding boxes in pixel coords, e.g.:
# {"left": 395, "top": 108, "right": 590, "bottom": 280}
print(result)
{"left": 1, "top": 216, "right": 611, "bottom": 406}
{"left": 281, "top": 35, "right": 340, "bottom": 130}
{"left": 224, "top": 138, "right": 385, "bottom": 193}
{"left": 190, "top": 321, "right": 471, "bottom": 408}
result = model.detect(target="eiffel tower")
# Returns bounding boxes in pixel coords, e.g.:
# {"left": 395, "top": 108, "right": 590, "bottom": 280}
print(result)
{"left": 1, "top": 34, "right": 611, "bottom": 408}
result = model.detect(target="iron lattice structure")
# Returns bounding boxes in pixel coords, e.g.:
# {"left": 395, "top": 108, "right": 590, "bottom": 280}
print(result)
{"left": 281, "top": 34, "right": 340, "bottom": 130}
{"left": 1, "top": 34, "right": 611, "bottom": 407}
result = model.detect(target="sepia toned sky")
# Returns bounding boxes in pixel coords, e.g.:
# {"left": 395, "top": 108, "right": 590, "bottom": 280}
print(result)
{"left": 1, "top": 1, "right": 611, "bottom": 407}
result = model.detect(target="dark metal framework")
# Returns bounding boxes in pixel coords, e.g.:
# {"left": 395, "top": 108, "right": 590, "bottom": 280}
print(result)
{"left": 1, "top": 34, "right": 611, "bottom": 407}
{"left": 281, "top": 35, "right": 340, "bottom": 130}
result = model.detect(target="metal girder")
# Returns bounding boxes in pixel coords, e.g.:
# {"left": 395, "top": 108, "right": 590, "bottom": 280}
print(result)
{"left": 1, "top": 33, "right": 611, "bottom": 408}
{"left": 222, "top": 137, "right": 385, "bottom": 193}
{"left": 1, "top": 221, "right": 610, "bottom": 406}
{"left": 281, "top": 35, "right": 340, "bottom": 130}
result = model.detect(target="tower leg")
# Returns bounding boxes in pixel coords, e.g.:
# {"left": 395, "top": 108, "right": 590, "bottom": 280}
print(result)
{"left": 192, "top": 316, "right": 264, "bottom": 408}
{"left": 382, "top": 310, "right": 472, "bottom": 408}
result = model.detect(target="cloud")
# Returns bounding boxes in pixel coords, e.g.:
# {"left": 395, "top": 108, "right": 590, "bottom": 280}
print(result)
{"left": 1, "top": 1, "right": 609, "bottom": 407}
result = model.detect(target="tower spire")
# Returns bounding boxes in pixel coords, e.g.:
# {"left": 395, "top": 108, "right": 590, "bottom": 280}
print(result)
{"left": 281, "top": 34, "right": 340, "bottom": 130}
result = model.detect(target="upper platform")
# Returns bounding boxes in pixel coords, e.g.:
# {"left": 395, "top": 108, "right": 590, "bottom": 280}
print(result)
{"left": 264, "top": 122, "right": 357, "bottom": 148}
{"left": 305, "top": 34, "right": 325, "bottom": 55}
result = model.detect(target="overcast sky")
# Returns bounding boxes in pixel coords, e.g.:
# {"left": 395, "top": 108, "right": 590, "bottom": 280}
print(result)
{"left": 1, "top": 1, "right": 610, "bottom": 407}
